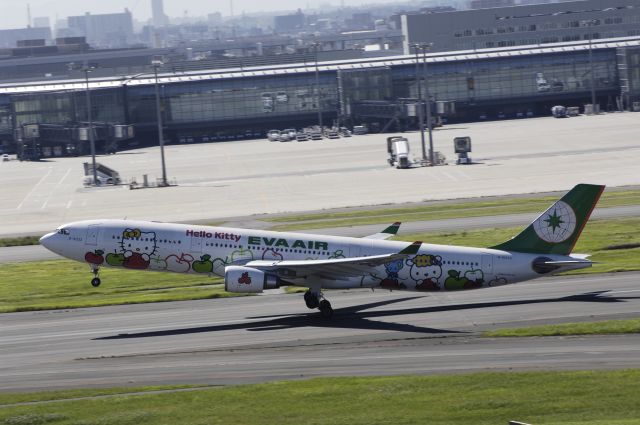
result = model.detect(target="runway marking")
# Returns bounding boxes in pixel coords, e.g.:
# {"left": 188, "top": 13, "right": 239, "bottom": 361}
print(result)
{"left": 66, "top": 200, "right": 73, "bottom": 209}
{"left": 41, "top": 168, "right": 72, "bottom": 209}
{"left": 440, "top": 170, "right": 459, "bottom": 182}
{"left": 16, "top": 167, "right": 53, "bottom": 210}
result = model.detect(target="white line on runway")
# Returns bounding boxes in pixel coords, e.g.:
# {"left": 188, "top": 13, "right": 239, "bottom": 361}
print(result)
{"left": 41, "top": 168, "right": 72, "bottom": 209}
{"left": 16, "top": 167, "right": 53, "bottom": 210}
{"left": 440, "top": 170, "right": 459, "bottom": 182}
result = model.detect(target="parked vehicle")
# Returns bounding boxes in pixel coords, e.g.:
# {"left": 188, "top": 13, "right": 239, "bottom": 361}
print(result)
{"left": 339, "top": 127, "right": 352, "bottom": 137}
{"left": 267, "top": 130, "right": 281, "bottom": 142}
{"left": 352, "top": 125, "right": 368, "bottom": 135}
{"left": 283, "top": 128, "right": 297, "bottom": 139}
{"left": 296, "top": 133, "right": 309, "bottom": 142}
{"left": 325, "top": 128, "right": 340, "bottom": 139}
{"left": 310, "top": 131, "right": 323, "bottom": 140}
{"left": 387, "top": 137, "right": 411, "bottom": 169}
{"left": 551, "top": 105, "right": 568, "bottom": 118}
{"left": 83, "top": 162, "right": 121, "bottom": 186}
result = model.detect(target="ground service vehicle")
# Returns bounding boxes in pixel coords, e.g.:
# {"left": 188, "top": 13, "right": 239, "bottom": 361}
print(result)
{"left": 387, "top": 137, "right": 411, "bottom": 168}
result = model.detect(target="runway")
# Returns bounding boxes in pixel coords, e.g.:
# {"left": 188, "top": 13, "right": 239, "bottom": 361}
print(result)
{"left": 2, "top": 272, "right": 639, "bottom": 392}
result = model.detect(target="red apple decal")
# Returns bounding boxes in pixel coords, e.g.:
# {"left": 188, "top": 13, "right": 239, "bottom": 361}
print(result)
{"left": 84, "top": 250, "right": 104, "bottom": 265}
{"left": 238, "top": 272, "right": 252, "bottom": 285}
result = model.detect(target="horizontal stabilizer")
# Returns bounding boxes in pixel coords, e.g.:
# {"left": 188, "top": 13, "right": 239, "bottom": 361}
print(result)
{"left": 532, "top": 257, "right": 592, "bottom": 274}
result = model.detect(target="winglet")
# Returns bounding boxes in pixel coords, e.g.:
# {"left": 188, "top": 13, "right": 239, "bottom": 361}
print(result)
{"left": 363, "top": 222, "right": 402, "bottom": 240}
{"left": 399, "top": 241, "right": 422, "bottom": 255}
{"left": 382, "top": 222, "right": 401, "bottom": 235}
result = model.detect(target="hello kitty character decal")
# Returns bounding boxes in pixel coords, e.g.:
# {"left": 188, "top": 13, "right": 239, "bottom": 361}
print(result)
{"left": 120, "top": 228, "right": 157, "bottom": 270}
{"left": 406, "top": 254, "right": 443, "bottom": 291}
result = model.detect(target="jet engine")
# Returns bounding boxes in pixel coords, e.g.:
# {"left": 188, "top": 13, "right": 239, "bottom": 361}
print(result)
{"left": 224, "top": 266, "right": 281, "bottom": 293}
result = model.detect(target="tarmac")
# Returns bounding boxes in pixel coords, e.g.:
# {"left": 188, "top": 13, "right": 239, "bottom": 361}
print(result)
{"left": 2, "top": 272, "right": 639, "bottom": 391}
{"left": 1, "top": 112, "right": 639, "bottom": 237}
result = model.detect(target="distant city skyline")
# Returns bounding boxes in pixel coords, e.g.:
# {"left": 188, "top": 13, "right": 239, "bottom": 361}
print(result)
{"left": 1, "top": 0, "right": 401, "bottom": 30}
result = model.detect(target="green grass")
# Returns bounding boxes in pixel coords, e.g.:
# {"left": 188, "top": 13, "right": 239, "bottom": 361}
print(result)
{"left": 484, "top": 318, "right": 640, "bottom": 338}
{"left": 0, "top": 386, "right": 198, "bottom": 407}
{"left": 2, "top": 371, "right": 640, "bottom": 424}
{"left": 395, "top": 217, "right": 640, "bottom": 274}
{"left": 0, "top": 260, "right": 230, "bottom": 313}
{"left": 267, "top": 189, "right": 640, "bottom": 231}
{"left": 0, "top": 236, "right": 40, "bottom": 247}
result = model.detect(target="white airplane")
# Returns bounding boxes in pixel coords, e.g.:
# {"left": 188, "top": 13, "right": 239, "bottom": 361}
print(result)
{"left": 40, "top": 184, "right": 604, "bottom": 318}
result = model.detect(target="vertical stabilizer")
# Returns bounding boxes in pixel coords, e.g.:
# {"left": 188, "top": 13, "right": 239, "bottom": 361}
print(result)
{"left": 490, "top": 184, "right": 605, "bottom": 255}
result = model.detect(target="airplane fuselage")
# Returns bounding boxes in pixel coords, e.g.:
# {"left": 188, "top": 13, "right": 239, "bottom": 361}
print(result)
{"left": 41, "top": 219, "right": 589, "bottom": 292}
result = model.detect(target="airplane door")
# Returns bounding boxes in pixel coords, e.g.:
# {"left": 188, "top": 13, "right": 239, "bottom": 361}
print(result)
{"left": 190, "top": 235, "right": 203, "bottom": 253}
{"left": 85, "top": 225, "right": 100, "bottom": 246}
{"left": 482, "top": 254, "right": 494, "bottom": 275}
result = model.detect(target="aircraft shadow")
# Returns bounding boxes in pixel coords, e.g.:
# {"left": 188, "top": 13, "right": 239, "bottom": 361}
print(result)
{"left": 94, "top": 290, "right": 637, "bottom": 340}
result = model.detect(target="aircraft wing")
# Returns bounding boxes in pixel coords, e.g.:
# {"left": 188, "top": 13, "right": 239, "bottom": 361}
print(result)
{"left": 363, "top": 222, "right": 401, "bottom": 240}
{"left": 245, "top": 241, "right": 421, "bottom": 280}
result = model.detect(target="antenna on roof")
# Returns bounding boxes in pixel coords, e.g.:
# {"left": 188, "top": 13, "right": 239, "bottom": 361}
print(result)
{"left": 27, "top": 3, "right": 32, "bottom": 28}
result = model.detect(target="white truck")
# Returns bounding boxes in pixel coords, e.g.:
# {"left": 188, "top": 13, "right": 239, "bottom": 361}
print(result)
{"left": 387, "top": 137, "right": 411, "bottom": 169}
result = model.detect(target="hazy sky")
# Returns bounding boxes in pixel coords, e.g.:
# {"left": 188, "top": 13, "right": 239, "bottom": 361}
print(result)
{"left": 3, "top": 0, "right": 384, "bottom": 29}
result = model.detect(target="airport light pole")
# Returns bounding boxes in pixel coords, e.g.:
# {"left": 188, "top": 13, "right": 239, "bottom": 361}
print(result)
{"left": 412, "top": 44, "right": 427, "bottom": 162}
{"left": 582, "top": 19, "right": 598, "bottom": 114}
{"left": 419, "top": 43, "right": 435, "bottom": 165}
{"left": 152, "top": 58, "right": 169, "bottom": 187}
{"left": 79, "top": 62, "right": 98, "bottom": 186}
{"left": 312, "top": 42, "right": 323, "bottom": 132}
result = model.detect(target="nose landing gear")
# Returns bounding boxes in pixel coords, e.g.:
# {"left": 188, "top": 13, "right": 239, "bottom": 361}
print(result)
{"left": 90, "top": 266, "right": 101, "bottom": 287}
{"left": 304, "top": 290, "right": 333, "bottom": 318}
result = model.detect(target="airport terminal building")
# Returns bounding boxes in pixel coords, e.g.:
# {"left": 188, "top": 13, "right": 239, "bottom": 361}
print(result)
{"left": 1, "top": 33, "right": 640, "bottom": 157}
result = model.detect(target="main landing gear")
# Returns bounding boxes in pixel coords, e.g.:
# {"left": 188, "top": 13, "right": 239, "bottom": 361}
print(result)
{"left": 304, "top": 290, "right": 333, "bottom": 318}
{"left": 90, "top": 266, "right": 101, "bottom": 287}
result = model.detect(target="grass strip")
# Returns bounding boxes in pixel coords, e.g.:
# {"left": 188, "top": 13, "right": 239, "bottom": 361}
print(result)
{"left": 395, "top": 217, "right": 640, "bottom": 275}
{"left": 0, "top": 236, "right": 40, "bottom": 247}
{"left": 0, "top": 260, "right": 229, "bottom": 313}
{"left": 267, "top": 189, "right": 640, "bottom": 231}
{"left": 1, "top": 370, "right": 640, "bottom": 424}
{"left": 484, "top": 318, "right": 640, "bottom": 338}
{"left": 0, "top": 386, "right": 197, "bottom": 407}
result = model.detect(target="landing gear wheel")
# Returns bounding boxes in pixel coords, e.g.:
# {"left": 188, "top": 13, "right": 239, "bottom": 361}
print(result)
{"left": 90, "top": 267, "right": 101, "bottom": 287}
{"left": 319, "top": 299, "right": 333, "bottom": 319}
{"left": 304, "top": 290, "right": 320, "bottom": 309}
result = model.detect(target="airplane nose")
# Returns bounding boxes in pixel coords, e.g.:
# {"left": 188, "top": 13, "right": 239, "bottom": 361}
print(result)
{"left": 39, "top": 232, "right": 56, "bottom": 251}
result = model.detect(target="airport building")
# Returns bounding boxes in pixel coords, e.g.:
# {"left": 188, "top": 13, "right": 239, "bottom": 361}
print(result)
{"left": 402, "top": 0, "right": 640, "bottom": 53}
{"left": 0, "top": 33, "right": 639, "bottom": 158}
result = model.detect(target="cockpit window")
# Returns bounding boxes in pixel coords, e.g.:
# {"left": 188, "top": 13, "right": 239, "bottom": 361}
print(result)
{"left": 56, "top": 228, "right": 70, "bottom": 235}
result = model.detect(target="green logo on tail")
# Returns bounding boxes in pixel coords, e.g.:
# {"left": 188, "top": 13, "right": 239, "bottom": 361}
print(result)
{"left": 532, "top": 201, "right": 576, "bottom": 243}
{"left": 491, "top": 184, "right": 604, "bottom": 255}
